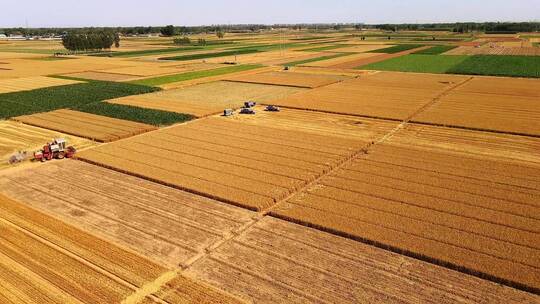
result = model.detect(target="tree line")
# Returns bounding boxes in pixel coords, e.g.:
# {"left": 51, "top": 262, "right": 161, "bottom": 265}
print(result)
{"left": 2, "top": 22, "right": 539, "bottom": 38}
{"left": 62, "top": 31, "right": 120, "bottom": 53}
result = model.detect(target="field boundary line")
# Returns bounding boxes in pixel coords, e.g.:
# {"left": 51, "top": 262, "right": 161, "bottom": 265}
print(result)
{"left": 121, "top": 269, "right": 179, "bottom": 304}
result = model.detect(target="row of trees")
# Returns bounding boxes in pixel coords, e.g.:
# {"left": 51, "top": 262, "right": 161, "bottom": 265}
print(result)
{"left": 3, "top": 22, "right": 539, "bottom": 38}
{"left": 62, "top": 31, "right": 120, "bottom": 52}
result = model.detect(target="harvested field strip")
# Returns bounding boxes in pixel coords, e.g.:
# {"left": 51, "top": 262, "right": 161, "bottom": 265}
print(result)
{"left": 0, "top": 160, "right": 254, "bottom": 268}
{"left": 386, "top": 123, "right": 540, "bottom": 165}
{"left": 76, "top": 117, "right": 365, "bottom": 210}
{"left": 224, "top": 71, "right": 349, "bottom": 88}
{"left": 281, "top": 53, "right": 351, "bottom": 67}
{"left": 368, "top": 44, "right": 426, "bottom": 54}
{"left": 160, "top": 49, "right": 262, "bottom": 61}
{"left": 186, "top": 217, "right": 539, "bottom": 303}
{"left": 331, "top": 45, "right": 431, "bottom": 69}
{"left": 0, "top": 193, "right": 166, "bottom": 304}
{"left": 109, "top": 81, "right": 305, "bottom": 118}
{"left": 271, "top": 144, "right": 540, "bottom": 293}
{"left": 15, "top": 109, "right": 157, "bottom": 142}
{"left": 92, "top": 46, "right": 204, "bottom": 58}
{"left": 0, "top": 76, "right": 82, "bottom": 94}
{"left": 129, "top": 64, "right": 262, "bottom": 86}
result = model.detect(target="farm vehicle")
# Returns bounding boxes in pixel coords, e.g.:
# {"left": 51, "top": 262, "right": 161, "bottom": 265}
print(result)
{"left": 33, "top": 138, "right": 76, "bottom": 162}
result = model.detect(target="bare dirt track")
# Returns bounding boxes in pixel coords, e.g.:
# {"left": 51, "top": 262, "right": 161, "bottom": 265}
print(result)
{"left": 0, "top": 193, "right": 166, "bottom": 304}
{"left": 271, "top": 144, "right": 540, "bottom": 292}
{"left": 108, "top": 81, "right": 305, "bottom": 117}
{"left": 0, "top": 76, "right": 82, "bottom": 93}
{"left": 224, "top": 70, "right": 350, "bottom": 88}
{"left": 186, "top": 217, "right": 540, "bottom": 303}
{"left": 0, "top": 160, "right": 254, "bottom": 268}
{"left": 269, "top": 71, "right": 469, "bottom": 120}
{"left": 15, "top": 109, "right": 157, "bottom": 142}
{"left": 76, "top": 117, "right": 368, "bottom": 211}
{"left": 412, "top": 77, "right": 540, "bottom": 137}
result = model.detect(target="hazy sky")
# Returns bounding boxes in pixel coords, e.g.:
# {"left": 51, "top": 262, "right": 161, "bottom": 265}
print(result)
{"left": 2, "top": 0, "right": 539, "bottom": 27}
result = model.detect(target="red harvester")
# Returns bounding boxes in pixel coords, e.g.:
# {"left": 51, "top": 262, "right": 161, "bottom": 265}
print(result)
{"left": 33, "top": 138, "right": 76, "bottom": 162}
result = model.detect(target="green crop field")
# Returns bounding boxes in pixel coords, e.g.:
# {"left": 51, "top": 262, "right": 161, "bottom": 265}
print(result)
{"left": 297, "top": 44, "right": 353, "bottom": 52}
{"left": 367, "top": 44, "right": 425, "bottom": 54}
{"left": 129, "top": 64, "right": 263, "bottom": 86}
{"left": 360, "top": 54, "right": 540, "bottom": 78}
{"left": 77, "top": 102, "right": 193, "bottom": 126}
{"left": 448, "top": 55, "right": 540, "bottom": 78}
{"left": 412, "top": 45, "right": 457, "bottom": 55}
{"left": 282, "top": 53, "right": 351, "bottom": 67}
{"left": 0, "top": 79, "right": 162, "bottom": 119}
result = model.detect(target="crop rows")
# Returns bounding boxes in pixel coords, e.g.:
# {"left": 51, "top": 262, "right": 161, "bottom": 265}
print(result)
{"left": 15, "top": 109, "right": 157, "bottom": 142}
{"left": 0, "top": 160, "right": 254, "bottom": 268}
{"left": 76, "top": 117, "right": 367, "bottom": 210}
{"left": 269, "top": 71, "right": 467, "bottom": 120}
{"left": 412, "top": 77, "right": 540, "bottom": 136}
{"left": 185, "top": 217, "right": 539, "bottom": 303}
{"left": 0, "top": 76, "right": 82, "bottom": 94}
{"left": 225, "top": 71, "right": 349, "bottom": 88}
{"left": 271, "top": 144, "right": 540, "bottom": 292}
{"left": 0, "top": 193, "right": 167, "bottom": 304}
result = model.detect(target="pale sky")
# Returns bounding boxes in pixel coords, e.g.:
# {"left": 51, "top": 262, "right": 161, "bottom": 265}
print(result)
{"left": 2, "top": 0, "right": 539, "bottom": 28}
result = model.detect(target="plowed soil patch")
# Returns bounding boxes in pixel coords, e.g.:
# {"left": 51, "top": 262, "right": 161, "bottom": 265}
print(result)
{"left": 270, "top": 71, "right": 468, "bottom": 120}
{"left": 187, "top": 217, "right": 540, "bottom": 303}
{"left": 108, "top": 81, "right": 305, "bottom": 117}
{"left": 271, "top": 144, "right": 540, "bottom": 292}
{"left": 0, "top": 76, "right": 82, "bottom": 94}
{"left": 14, "top": 109, "right": 157, "bottom": 142}
{"left": 0, "top": 193, "right": 166, "bottom": 304}
{"left": 76, "top": 117, "right": 367, "bottom": 210}
{"left": 0, "top": 160, "right": 254, "bottom": 268}
{"left": 224, "top": 71, "right": 349, "bottom": 88}
{"left": 331, "top": 45, "right": 431, "bottom": 69}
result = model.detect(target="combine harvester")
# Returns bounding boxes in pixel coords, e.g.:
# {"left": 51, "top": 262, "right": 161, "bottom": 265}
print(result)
{"left": 33, "top": 138, "right": 77, "bottom": 162}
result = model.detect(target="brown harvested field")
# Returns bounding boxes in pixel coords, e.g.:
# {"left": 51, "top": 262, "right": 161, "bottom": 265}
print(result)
{"left": 330, "top": 45, "right": 431, "bottom": 69}
{"left": 298, "top": 52, "right": 381, "bottom": 68}
{"left": 14, "top": 109, "right": 157, "bottom": 142}
{"left": 108, "top": 81, "right": 305, "bottom": 117}
{"left": 76, "top": 117, "right": 368, "bottom": 210}
{"left": 62, "top": 71, "right": 138, "bottom": 82}
{"left": 224, "top": 71, "right": 349, "bottom": 88}
{"left": 0, "top": 160, "right": 254, "bottom": 268}
{"left": 228, "top": 106, "right": 398, "bottom": 141}
{"left": 288, "top": 65, "right": 368, "bottom": 77}
{"left": 271, "top": 144, "right": 540, "bottom": 292}
{"left": 269, "top": 71, "right": 469, "bottom": 120}
{"left": 0, "top": 193, "right": 166, "bottom": 304}
{"left": 412, "top": 77, "right": 540, "bottom": 136}
{"left": 186, "top": 217, "right": 539, "bottom": 303}
{"left": 93, "top": 65, "right": 185, "bottom": 77}
{"left": 0, "top": 76, "right": 82, "bottom": 93}
{"left": 387, "top": 123, "right": 540, "bottom": 165}
{"left": 0, "top": 121, "right": 96, "bottom": 169}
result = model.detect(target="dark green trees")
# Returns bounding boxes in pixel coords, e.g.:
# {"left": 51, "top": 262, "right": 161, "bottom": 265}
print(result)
{"left": 62, "top": 32, "right": 119, "bottom": 52}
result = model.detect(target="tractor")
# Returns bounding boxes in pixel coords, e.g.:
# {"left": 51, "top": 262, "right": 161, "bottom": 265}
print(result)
{"left": 265, "top": 105, "right": 280, "bottom": 112}
{"left": 33, "top": 138, "right": 76, "bottom": 162}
